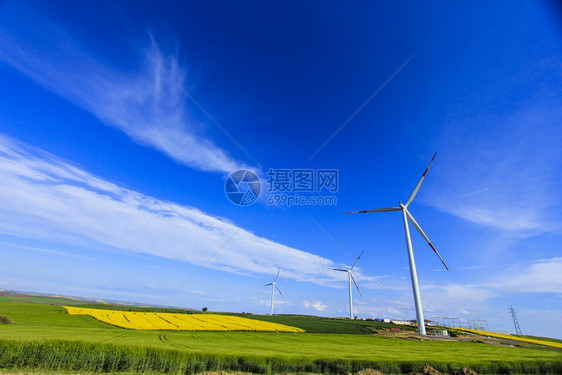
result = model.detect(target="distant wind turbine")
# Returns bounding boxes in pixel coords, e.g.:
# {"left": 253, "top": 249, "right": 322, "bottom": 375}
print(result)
{"left": 264, "top": 269, "right": 283, "bottom": 316}
{"left": 331, "top": 251, "right": 363, "bottom": 319}
{"left": 345, "top": 153, "right": 449, "bottom": 335}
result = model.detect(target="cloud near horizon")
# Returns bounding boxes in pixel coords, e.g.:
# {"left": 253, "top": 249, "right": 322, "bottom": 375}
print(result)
{"left": 0, "top": 4, "right": 247, "bottom": 174}
{"left": 303, "top": 299, "right": 327, "bottom": 312}
{"left": 420, "top": 257, "right": 562, "bottom": 319}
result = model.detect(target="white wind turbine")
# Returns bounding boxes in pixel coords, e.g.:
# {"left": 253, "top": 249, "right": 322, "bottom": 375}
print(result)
{"left": 331, "top": 251, "right": 363, "bottom": 319}
{"left": 345, "top": 153, "right": 449, "bottom": 335}
{"left": 264, "top": 269, "right": 283, "bottom": 316}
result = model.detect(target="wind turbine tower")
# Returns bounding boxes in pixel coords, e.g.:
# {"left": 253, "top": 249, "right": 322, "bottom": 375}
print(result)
{"left": 264, "top": 269, "right": 283, "bottom": 315}
{"left": 345, "top": 154, "right": 449, "bottom": 335}
{"left": 331, "top": 251, "right": 363, "bottom": 319}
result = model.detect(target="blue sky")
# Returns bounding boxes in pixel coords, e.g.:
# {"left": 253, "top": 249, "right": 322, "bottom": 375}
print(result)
{"left": 0, "top": 0, "right": 561, "bottom": 338}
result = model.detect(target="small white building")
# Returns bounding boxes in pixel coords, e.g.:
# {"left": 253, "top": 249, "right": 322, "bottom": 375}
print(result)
{"left": 407, "top": 319, "right": 438, "bottom": 326}
{"left": 390, "top": 319, "right": 410, "bottom": 325}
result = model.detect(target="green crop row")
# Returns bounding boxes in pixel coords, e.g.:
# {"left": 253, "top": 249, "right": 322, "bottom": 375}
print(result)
{"left": 0, "top": 339, "right": 561, "bottom": 374}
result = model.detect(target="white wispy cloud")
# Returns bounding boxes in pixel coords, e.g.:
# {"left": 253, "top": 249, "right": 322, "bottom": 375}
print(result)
{"left": 421, "top": 283, "right": 498, "bottom": 317}
{"left": 420, "top": 257, "right": 562, "bottom": 318}
{"left": 486, "top": 257, "right": 562, "bottom": 294}
{"left": 0, "top": 241, "right": 93, "bottom": 261}
{"left": 425, "top": 102, "right": 562, "bottom": 237}
{"left": 0, "top": 135, "right": 338, "bottom": 284}
{"left": 0, "top": 3, "right": 247, "bottom": 174}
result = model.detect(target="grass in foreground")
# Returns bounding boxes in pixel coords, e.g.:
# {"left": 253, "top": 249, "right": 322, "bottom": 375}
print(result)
{"left": 1, "top": 339, "right": 561, "bottom": 375}
{"left": 1, "top": 299, "right": 561, "bottom": 374}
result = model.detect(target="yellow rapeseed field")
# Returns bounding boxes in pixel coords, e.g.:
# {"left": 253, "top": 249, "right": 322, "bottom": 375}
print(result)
{"left": 64, "top": 306, "right": 304, "bottom": 332}
{"left": 456, "top": 328, "right": 562, "bottom": 349}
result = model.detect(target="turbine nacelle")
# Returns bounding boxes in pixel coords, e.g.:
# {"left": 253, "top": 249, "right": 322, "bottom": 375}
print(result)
{"left": 344, "top": 154, "right": 448, "bottom": 271}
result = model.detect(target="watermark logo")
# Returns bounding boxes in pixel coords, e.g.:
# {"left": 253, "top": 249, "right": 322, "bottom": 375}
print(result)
{"left": 225, "top": 169, "right": 338, "bottom": 207}
{"left": 267, "top": 193, "right": 337, "bottom": 207}
{"left": 266, "top": 169, "right": 338, "bottom": 207}
{"left": 266, "top": 169, "right": 338, "bottom": 193}
{"left": 225, "top": 169, "right": 261, "bottom": 206}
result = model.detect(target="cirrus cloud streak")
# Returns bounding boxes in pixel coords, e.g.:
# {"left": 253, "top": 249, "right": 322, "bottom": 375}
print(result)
{"left": 0, "top": 135, "right": 336, "bottom": 284}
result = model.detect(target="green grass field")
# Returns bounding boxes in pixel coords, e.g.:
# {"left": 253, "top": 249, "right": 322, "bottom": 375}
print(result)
{"left": 246, "top": 314, "right": 413, "bottom": 334}
{"left": 1, "top": 298, "right": 561, "bottom": 374}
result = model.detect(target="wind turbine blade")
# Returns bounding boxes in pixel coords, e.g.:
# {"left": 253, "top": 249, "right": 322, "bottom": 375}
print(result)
{"left": 349, "top": 272, "right": 362, "bottom": 297}
{"left": 404, "top": 153, "right": 436, "bottom": 207}
{"left": 330, "top": 268, "right": 349, "bottom": 272}
{"left": 274, "top": 268, "right": 280, "bottom": 283}
{"left": 264, "top": 283, "right": 273, "bottom": 286}
{"left": 275, "top": 285, "right": 283, "bottom": 297}
{"left": 344, "top": 207, "right": 401, "bottom": 214}
{"left": 350, "top": 250, "right": 364, "bottom": 270}
{"left": 405, "top": 209, "right": 449, "bottom": 271}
